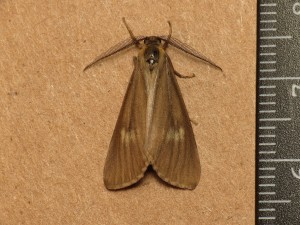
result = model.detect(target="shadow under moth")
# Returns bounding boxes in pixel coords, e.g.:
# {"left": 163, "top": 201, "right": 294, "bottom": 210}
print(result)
{"left": 84, "top": 18, "right": 221, "bottom": 190}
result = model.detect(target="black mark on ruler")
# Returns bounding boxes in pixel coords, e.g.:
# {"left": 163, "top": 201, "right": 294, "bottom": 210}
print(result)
{"left": 257, "top": 1, "right": 300, "bottom": 224}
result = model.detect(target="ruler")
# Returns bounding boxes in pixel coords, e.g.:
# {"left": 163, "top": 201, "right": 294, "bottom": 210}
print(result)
{"left": 256, "top": 1, "right": 300, "bottom": 224}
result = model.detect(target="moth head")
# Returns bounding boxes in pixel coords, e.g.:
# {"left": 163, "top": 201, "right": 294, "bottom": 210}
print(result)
{"left": 143, "top": 37, "right": 162, "bottom": 69}
{"left": 144, "top": 36, "right": 161, "bottom": 46}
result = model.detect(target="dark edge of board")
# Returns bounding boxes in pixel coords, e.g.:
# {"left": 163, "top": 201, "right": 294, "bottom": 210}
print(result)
{"left": 255, "top": 1, "right": 260, "bottom": 224}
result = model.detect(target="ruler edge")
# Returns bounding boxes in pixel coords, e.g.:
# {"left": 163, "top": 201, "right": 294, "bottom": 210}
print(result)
{"left": 255, "top": 1, "right": 261, "bottom": 224}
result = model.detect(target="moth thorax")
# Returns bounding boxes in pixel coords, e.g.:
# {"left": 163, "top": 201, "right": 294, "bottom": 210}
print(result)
{"left": 144, "top": 46, "right": 160, "bottom": 71}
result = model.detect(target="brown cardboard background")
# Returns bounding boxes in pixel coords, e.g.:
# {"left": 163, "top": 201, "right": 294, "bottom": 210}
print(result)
{"left": 0, "top": 1, "right": 256, "bottom": 224}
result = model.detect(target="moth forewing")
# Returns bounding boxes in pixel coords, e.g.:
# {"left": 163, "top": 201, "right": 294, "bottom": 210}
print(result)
{"left": 146, "top": 52, "right": 200, "bottom": 189}
{"left": 103, "top": 58, "right": 149, "bottom": 190}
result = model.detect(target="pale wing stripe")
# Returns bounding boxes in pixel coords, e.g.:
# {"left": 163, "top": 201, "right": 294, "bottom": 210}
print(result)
{"left": 122, "top": 130, "right": 129, "bottom": 183}
{"left": 170, "top": 124, "right": 181, "bottom": 179}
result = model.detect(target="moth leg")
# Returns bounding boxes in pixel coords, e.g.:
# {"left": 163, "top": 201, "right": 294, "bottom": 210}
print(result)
{"left": 122, "top": 18, "right": 142, "bottom": 49}
{"left": 174, "top": 70, "right": 195, "bottom": 79}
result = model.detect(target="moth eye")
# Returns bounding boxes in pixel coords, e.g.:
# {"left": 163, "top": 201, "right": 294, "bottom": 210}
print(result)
{"left": 152, "top": 49, "right": 159, "bottom": 58}
{"left": 144, "top": 38, "right": 149, "bottom": 44}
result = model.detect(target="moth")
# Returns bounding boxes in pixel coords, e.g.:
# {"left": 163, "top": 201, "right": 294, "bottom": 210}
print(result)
{"left": 84, "top": 18, "right": 221, "bottom": 190}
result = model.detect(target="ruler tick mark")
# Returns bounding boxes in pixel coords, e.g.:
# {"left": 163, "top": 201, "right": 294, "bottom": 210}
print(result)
{"left": 259, "top": 208, "right": 276, "bottom": 212}
{"left": 259, "top": 126, "right": 276, "bottom": 130}
{"left": 259, "top": 102, "right": 276, "bottom": 105}
{"left": 259, "top": 85, "right": 276, "bottom": 89}
{"left": 260, "top": 61, "right": 276, "bottom": 64}
{"left": 260, "top": 35, "right": 292, "bottom": 40}
{"left": 260, "top": 44, "right": 276, "bottom": 48}
{"left": 259, "top": 200, "right": 291, "bottom": 204}
{"left": 259, "top": 143, "right": 276, "bottom": 146}
{"left": 260, "top": 69, "right": 277, "bottom": 73}
{"left": 260, "top": 11, "right": 277, "bottom": 15}
{"left": 259, "top": 134, "right": 276, "bottom": 138}
{"left": 260, "top": 77, "right": 300, "bottom": 80}
{"left": 260, "top": 159, "right": 300, "bottom": 162}
{"left": 259, "top": 167, "right": 275, "bottom": 171}
{"left": 259, "top": 110, "right": 276, "bottom": 114}
{"left": 258, "top": 217, "right": 276, "bottom": 220}
{"left": 260, "top": 52, "right": 276, "bottom": 56}
{"left": 260, "top": 20, "right": 277, "bottom": 23}
{"left": 259, "top": 118, "right": 291, "bottom": 122}
{"left": 259, "top": 184, "right": 276, "bottom": 187}
{"left": 259, "top": 94, "right": 276, "bottom": 97}
{"left": 260, "top": 28, "right": 277, "bottom": 32}
{"left": 259, "top": 151, "right": 276, "bottom": 154}
{"left": 260, "top": 3, "right": 277, "bottom": 7}
{"left": 259, "top": 175, "right": 275, "bottom": 179}
{"left": 259, "top": 192, "right": 276, "bottom": 195}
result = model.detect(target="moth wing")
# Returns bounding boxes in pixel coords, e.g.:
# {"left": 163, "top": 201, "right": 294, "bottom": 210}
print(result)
{"left": 149, "top": 56, "right": 200, "bottom": 189}
{"left": 103, "top": 59, "right": 149, "bottom": 190}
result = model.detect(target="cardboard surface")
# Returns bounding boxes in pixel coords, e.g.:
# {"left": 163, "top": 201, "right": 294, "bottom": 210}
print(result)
{"left": 0, "top": 1, "right": 256, "bottom": 224}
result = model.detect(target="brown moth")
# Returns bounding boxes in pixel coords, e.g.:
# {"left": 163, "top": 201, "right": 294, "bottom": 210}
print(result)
{"left": 84, "top": 18, "right": 221, "bottom": 190}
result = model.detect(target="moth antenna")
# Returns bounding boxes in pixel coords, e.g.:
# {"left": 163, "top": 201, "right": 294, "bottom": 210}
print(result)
{"left": 122, "top": 17, "right": 142, "bottom": 48}
{"left": 163, "top": 21, "right": 172, "bottom": 49}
